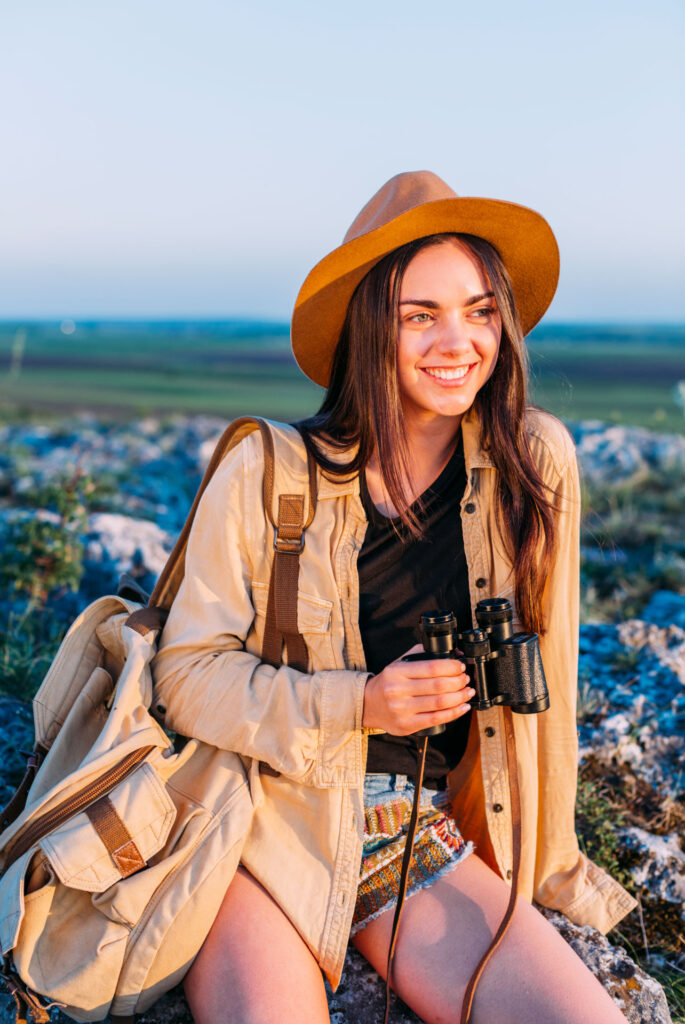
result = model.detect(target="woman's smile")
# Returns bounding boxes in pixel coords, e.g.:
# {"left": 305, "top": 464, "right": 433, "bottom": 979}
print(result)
{"left": 421, "top": 363, "right": 477, "bottom": 383}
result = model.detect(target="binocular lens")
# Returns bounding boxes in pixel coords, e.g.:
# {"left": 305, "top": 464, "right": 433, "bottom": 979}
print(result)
{"left": 419, "top": 611, "right": 459, "bottom": 656}
{"left": 476, "top": 597, "right": 513, "bottom": 626}
{"left": 420, "top": 610, "right": 456, "bottom": 631}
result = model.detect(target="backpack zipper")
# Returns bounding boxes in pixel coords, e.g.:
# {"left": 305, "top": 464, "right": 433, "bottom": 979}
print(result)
{"left": 3, "top": 745, "right": 156, "bottom": 871}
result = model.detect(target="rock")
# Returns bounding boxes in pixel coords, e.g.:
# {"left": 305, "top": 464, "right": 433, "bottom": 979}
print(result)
{"left": 618, "top": 620, "right": 685, "bottom": 687}
{"left": 577, "top": 620, "right": 685, "bottom": 798}
{"left": 571, "top": 422, "right": 685, "bottom": 487}
{"left": 609, "top": 619, "right": 685, "bottom": 795}
{"left": 538, "top": 908, "right": 673, "bottom": 1024}
{"left": 618, "top": 827, "right": 685, "bottom": 910}
{"left": 0, "top": 414, "right": 227, "bottom": 536}
{"left": 326, "top": 947, "right": 421, "bottom": 1023}
{"left": 83, "top": 512, "right": 174, "bottom": 597}
{"left": 641, "top": 591, "right": 685, "bottom": 632}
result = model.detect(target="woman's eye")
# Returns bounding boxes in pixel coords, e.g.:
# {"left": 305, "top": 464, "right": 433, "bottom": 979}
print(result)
{"left": 472, "top": 306, "right": 497, "bottom": 319}
{"left": 409, "top": 312, "right": 433, "bottom": 323}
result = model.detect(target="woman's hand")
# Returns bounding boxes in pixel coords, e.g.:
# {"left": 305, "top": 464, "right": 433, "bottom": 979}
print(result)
{"left": 362, "top": 644, "right": 474, "bottom": 735}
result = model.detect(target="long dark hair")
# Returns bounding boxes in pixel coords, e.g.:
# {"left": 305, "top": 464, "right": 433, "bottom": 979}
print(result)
{"left": 295, "top": 233, "right": 557, "bottom": 635}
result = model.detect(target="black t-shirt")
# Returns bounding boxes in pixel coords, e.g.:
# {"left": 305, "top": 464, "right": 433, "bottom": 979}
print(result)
{"left": 359, "top": 432, "right": 473, "bottom": 786}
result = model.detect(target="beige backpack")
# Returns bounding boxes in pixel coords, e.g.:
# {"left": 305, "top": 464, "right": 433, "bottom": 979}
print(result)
{"left": 0, "top": 417, "right": 318, "bottom": 1024}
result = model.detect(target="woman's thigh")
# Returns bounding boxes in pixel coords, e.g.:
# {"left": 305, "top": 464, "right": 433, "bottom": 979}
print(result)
{"left": 352, "top": 853, "right": 629, "bottom": 1024}
{"left": 184, "top": 865, "right": 330, "bottom": 1024}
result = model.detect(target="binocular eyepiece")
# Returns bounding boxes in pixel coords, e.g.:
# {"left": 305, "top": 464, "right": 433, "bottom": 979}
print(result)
{"left": 404, "top": 599, "right": 549, "bottom": 737}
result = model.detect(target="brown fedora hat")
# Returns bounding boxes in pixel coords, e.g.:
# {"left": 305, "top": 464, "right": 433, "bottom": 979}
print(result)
{"left": 291, "top": 170, "right": 560, "bottom": 387}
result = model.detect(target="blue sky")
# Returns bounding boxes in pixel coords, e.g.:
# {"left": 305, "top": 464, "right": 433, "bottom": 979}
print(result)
{"left": 1, "top": 0, "right": 683, "bottom": 322}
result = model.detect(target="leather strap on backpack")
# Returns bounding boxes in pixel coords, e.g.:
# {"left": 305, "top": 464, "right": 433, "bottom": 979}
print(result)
{"left": 0, "top": 745, "right": 48, "bottom": 833}
{"left": 258, "top": 422, "right": 318, "bottom": 672}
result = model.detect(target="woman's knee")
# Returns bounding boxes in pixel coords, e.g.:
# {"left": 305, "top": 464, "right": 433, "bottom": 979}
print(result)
{"left": 354, "top": 856, "right": 628, "bottom": 1024}
{"left": 466, "top": 896, "right": 630, "bottom": 1024}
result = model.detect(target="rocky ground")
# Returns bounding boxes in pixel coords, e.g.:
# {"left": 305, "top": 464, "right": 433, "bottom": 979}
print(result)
{"left": 0, "top": 930, "right": 675, "bottom": 1024}
{"left": 0, "top": 415, "right": 684, "bottom": 1023}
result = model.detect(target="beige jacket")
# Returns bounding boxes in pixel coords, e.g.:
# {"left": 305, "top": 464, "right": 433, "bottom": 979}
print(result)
{"left": 152, "top": 406, "right": 636, "bottom": 988}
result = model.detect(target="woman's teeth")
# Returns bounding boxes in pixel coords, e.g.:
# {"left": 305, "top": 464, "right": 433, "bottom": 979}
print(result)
{"left": 423, "top": 365, "right": 471, "bottom": 380}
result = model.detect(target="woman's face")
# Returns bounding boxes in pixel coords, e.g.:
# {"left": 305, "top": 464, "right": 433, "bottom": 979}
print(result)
{"left": 396, "top": 238, "right": 501, "bottom": 432}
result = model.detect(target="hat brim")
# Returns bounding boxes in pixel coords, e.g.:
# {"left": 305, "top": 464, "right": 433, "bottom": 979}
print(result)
{"left": 291, "top": 196, "right": 560, "bottom": 387}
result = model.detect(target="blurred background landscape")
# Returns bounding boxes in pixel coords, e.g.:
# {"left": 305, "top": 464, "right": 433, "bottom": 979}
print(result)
{"left": 1, "top": 319, "right": 684, "bottom": 431}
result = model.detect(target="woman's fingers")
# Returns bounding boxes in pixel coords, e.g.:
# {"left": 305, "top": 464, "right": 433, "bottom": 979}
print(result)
{"left": 362, "top": 653, "right": 475, "bottom": 733}
{"left": 409, "top": 701, "right": 472, "bottom": 734}
{"left": 410, "top": 687, "right": 475, "bottom": 714}
{"left": 404, "top": 659, "right": 468, "bottom": 679}
{"left": 382, "top": 682, "right": 474, "bottom": 735}
{"left": 398, "top": 645, "right": 467, "bottom": 679}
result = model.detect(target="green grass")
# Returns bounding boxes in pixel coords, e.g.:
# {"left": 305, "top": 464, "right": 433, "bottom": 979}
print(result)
{"left": 0, "top": 364, "right": 323, "bottom": 419}
{"left": 0, "top": 321, "right": 683, "bottom": 430}
{"left": 527, "top": 338, "right": 685, "bottom": 432}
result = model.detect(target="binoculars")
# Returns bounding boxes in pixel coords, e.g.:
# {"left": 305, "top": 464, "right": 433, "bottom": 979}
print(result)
{"left": 404, "top": 598, "right": 549, "bottom": 737}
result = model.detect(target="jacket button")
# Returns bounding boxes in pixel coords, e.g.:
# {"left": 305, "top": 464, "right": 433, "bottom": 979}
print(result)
{"left": 464, "top": 502, "right": 476, "bottom": 514}
{"left": 493, "top": 803, "right": 503, "bottom": 813}
{"left": 484, "top": 726, "right": 495, "bottom": 737}
{"left": 476, "top": 578, "right": 487, "bottom": 589}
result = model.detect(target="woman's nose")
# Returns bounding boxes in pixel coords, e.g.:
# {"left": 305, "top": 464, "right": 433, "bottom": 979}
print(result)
{"left": 434, "top": 315, "right": 471, "bottom": 355}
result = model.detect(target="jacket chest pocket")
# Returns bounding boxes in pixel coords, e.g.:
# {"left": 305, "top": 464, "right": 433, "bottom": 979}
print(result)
{"left": 251, "top": 581, "right": 336, "bottom": 671}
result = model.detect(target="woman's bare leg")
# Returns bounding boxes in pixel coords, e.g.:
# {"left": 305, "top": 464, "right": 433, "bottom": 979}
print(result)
{"left": 352, "top": 854, "right": 629, "bottom": 1024}
{"left": 185, "top": 865, "right": 330, "bottom": 1024}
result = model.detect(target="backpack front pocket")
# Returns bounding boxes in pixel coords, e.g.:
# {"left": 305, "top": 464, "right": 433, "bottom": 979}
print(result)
{"left": 2, "top": 760, "right": 176, "bottom": 1020}
{"left": 40, "top": 761, "right": 175, "bottom": 893}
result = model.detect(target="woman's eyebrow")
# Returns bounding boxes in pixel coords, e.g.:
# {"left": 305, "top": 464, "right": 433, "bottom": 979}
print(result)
{"left": 399, "top": 291, "right": 495, "bottom": 308}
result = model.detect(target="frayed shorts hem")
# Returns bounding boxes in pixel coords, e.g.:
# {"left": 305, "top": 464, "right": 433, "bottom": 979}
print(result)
{"left": 350, "top": 773, "right": 474, "bottom": 935}
{"left": 350, "top": 839, "right": 474, "bottom": 936}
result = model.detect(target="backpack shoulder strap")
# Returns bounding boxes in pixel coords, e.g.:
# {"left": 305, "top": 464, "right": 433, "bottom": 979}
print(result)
{"left": 258, "top": 421, "right": 318, "bottom": 673}
{"left": 148, "top": 418, "right": 318, "bottom": 675}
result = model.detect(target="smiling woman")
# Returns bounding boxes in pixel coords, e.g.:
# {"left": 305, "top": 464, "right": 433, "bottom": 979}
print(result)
{"left": 153, "top": 171, "right": 636, "bottom": 1024}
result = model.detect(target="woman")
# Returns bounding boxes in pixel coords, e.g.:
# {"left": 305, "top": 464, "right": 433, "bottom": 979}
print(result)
{"left": 152, "top": 171, "right": 636, "bottom": 1023}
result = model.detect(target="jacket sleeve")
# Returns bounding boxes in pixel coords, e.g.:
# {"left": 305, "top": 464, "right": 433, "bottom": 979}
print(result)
{"left": 151, "top": 438, "right": 369, "bottom": 788}
{"left": 532, "top": 433, "right": 637, "bottom": 931}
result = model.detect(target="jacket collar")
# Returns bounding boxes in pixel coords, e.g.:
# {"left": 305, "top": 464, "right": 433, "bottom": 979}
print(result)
{"left": 318, "top": 468, "right": 359, "bottom": 500}
{"left": 461, "top": 405, "right": 496, "bottom": 471}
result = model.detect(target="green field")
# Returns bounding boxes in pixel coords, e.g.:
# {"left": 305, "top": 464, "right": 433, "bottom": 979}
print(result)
{"left": 0, "top": 320, "right": 683, "bottom": 431}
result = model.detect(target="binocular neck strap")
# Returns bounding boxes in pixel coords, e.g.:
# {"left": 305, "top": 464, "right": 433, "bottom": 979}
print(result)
{"left": 459, "top": 706, "right": 522, "bottom": 1024}
{"left": 383, "top": 736, "right": 429, "bottom": 1024}
{"left": 382, "top": 710, "right": 522, "bottom": 1024}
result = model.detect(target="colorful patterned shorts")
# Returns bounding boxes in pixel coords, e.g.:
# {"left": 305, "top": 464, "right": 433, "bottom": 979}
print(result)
{"left": 352, "top": 773, "right": 474, "bottom": 935}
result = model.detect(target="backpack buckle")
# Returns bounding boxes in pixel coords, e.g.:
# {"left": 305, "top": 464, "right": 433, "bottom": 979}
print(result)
{"left": 273, "top": 531, "right": 304, "bottom": 554}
